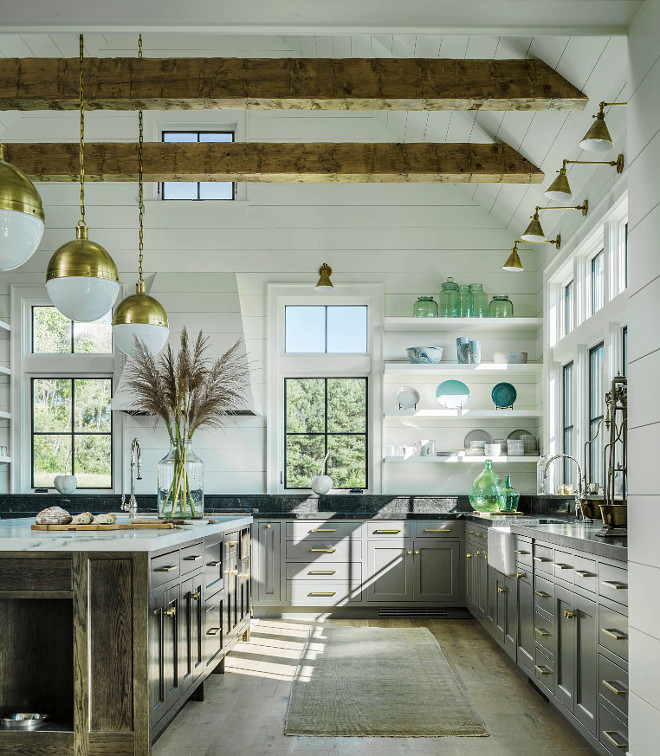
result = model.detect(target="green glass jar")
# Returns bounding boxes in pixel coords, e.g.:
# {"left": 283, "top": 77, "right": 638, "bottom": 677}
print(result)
{"left": 469, "top": 460, "right": 505, "bottom": 512}
{"left": 438, "top": 276, "right": 460, "bottom": 317}
{"left": 488, "top": 294, "right": 514, "bottom": 318}
{"left": 501, "top": 474, "right": 520, "bottom": 513}
{"left": 412, "top": 295, "right": 438, "bottom": 318}
{"left": 458, "top": 284, "right": 473, "bottom": 317}
{"left": 469, "top": 283, "right": 488, "bottom": 317}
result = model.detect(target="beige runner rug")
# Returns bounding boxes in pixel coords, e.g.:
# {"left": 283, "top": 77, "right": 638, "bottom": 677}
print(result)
{"left": 284, "top": 625, "right": 489, "bottom": 737}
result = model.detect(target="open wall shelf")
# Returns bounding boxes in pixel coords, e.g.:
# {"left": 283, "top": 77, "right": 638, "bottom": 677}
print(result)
{"left": 384, "top": 409, "right": 542, "bottom": 419}
{"left": 384, "top": 317, "right": 543, "bottom": 333}
{"left": 384, "top": 362, "right": 542, "bottom": 374}
{"left": 384, "top": 454, "right": 540, "bottom": 463}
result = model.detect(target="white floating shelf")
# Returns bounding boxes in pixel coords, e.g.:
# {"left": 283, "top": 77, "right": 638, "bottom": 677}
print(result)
{"left": 384, "top": 409, "right": 542, "bottom": 418}
{"left": 384, "top": 455, "right": 540, "bottom": 464}
{"left": 384, "top": 317, "right": 542, "bottom": 332}
{"left": 384, "top": 362, "right": 541, "bottom": 373}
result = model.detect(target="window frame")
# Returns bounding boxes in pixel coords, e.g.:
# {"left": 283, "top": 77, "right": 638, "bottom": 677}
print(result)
{"left": 588, "top": 342, "right": 605, "bottom": 486}
{"left": 590, "top": 248, "right": 605, "bottom": 316}
{"left": 562, "top": 361, "right": 574, "bottom": 484}
{"left": 283, "top": 376, "right": 369, "bottom": 490}
{"left": 284, "top": 304, "right": 369, "bottom": 354}
{"left": 564, "top": 280, "right": 574, "bottom": 337}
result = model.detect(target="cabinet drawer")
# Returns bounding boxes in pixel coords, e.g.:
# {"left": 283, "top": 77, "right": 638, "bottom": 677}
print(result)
{"left": 553, "top": 550, "right": 574, "bottom": 583}
{"left": 286, "top": 562, "right": 362, "bottom": 582}
{"left": 599, "top": 604, "right": 628, "bottom": 661}
{"left": 286, "top": 540, "right": 361, "bottom": 562}
{"left": 413, "top": 522, "right": 458, "bottom": 538}
{"left": 366, "top": 521, "right": 409, "bottom": 538}
{"left": 533, "top": 574, "right": 554, "bottom": 617}
{"left": 534, "top": 646, "right": 555, "bottom": 694}
{"left": 204, "top": 538, "right": 223, "bottom": 589}
{"left": 599, "top": 654, "right": 628, "bottom": 718}
{"left": 151, "top": 551, "right": 180, "bottom": 588}
{"left": 514, "top": 536, "right": 533, "bottom": 567}
{"left": 599, "top": 563, "right": 628, "bottom": 606}
{"left": 599, "top": 702, "right": 628, "bottom": 754}
{"left": 0, "top": 557, "right": 72, "bottom": 591}
{"left": 533, "top": 611, "right": 555, "bottom": 655}
{"left": 465, "top": 526, "right": 488, "bottom": 541}
{"left": 286, "top": 521, "right": 362, "bottom": 542}
{"left": 574, "top": 555, "right": 597, "bottom": 593}
{"left": 286, "top": 581, "right": 359, "bottom": 605}
{"left": 180, "top": 542, "right": 204, "bottom": 575}
{"left": 533, "top": 543, "right": 554, "bottom": 574}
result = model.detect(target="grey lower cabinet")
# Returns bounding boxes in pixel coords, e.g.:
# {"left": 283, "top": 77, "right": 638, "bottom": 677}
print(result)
{"left": 253, "top": 521, "right": 282, "bottom": 605}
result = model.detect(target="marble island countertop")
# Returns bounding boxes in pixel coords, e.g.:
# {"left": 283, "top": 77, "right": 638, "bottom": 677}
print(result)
{"left": 0, "top": 515, "right": 253, "bottom": 552}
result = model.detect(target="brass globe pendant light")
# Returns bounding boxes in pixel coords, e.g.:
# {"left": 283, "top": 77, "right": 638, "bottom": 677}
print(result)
{"left": 46, "top": 34, "right": 120, "bottom": 322}
{"left": 113, "top": 36, "right": 169, "bottom": 357}
{"left": 0, "top": 141, "right": 45, "bottom": 270}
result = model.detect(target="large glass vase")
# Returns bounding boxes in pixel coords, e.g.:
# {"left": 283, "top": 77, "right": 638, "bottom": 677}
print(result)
{"left": 157, "top": 439, "right": 204, "bottom": 520}
{"left": 469, "top": 460, "right": 505, "bottom": 512}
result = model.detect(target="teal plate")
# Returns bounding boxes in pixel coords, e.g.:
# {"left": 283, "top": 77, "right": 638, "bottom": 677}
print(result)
{"left": 492, "top": 382, "right": 517, "bottom": 408}
{"left": 436, "top": 379, "right": 470, "bottom": 409}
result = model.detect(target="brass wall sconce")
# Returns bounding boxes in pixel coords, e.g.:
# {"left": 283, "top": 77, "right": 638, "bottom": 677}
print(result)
{"left": 502, "top": 236, "right": 562, "bottom": 273}
{"left": 544, "top": 154, "right": 624, "bottom": 201}
{"left": 315, "top": 263, "right": 333, "bottom": 289}
{"left": 521, "top": 202, "right": 588, "bottom": 243}
{"left": 579, "top": 101, "right": 628, "bottom": 153}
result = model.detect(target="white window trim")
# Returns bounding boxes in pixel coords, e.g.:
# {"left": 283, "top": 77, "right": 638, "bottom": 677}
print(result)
{"left": 10, "top": 284, "right": 122, "bottom": 494}
{"left": 266, "top": 283, "right": 384, "bottom": 495}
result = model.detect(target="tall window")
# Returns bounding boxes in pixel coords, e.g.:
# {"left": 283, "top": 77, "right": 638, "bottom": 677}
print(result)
{"left": 564, "top": 281, "right": 574, "bottom": 336}
{"left": 591, "top": 250, "right": 605, "bottom": 315}
{"left": 562, "top": 362, "right": 574, "bottom": 484}
{"left": 284, "top": 377, "right": 367, "bottom": 489}
{"left": 588, "top": 342, "right": 605, "bottom": 486}
{"left": 285, "top": 306, "right": 368, "bottom": 353}
{"left": 624, "top": 222, "right": 628, "bottom": 290}
{"left": 622, "top": 326, "right": 628, "bottom": 377}
{"left": 161, "top": 131, "right": 234, "bottom": 200}
{"left": 32, "top": 378, "right": 112, "bottom": 489}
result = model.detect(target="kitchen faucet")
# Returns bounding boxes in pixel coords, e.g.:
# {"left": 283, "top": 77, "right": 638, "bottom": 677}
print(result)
{"left": 121, "top": 438, "right": 142, "bottom": 518}
{"left": 543, "top": 454, "right": 589, "bottom": 522}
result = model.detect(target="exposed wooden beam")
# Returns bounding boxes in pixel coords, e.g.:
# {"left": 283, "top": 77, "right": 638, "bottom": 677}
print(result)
{"left": 0, "top": 58, "right": 586, "bottom": 112}
{"left": 5, "top": 141, "right": 543, "bottom": 184}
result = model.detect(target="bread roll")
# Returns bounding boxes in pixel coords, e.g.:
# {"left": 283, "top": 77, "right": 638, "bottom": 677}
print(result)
{"left": 71, "top": 512, "right": 94, "bottom": 525}
{"left": 35, "top": 506, "right": 73, "bottom": 525}
{"left": 95, "top": 513, "right": 117, "bottom": 524}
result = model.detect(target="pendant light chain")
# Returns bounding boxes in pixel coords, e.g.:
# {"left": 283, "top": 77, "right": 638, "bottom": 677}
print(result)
{"left": 137, "top": 34, "right": 144, "bottom": 285}
{"left": 79, "top": 33, "right": 86, "bottom": 228}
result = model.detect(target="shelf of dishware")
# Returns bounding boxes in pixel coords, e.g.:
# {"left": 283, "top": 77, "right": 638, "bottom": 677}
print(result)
{"left": 384, "top": 362, "right": 541, "bottom": 374}
{"left": 384, "top": 317, "right": 543, "bottom": 332}
{"left": 384, "top": 454, "right": 540, "bottom": 464}
{"left": 384, "top": 409, "right": 542, "bottom": 418}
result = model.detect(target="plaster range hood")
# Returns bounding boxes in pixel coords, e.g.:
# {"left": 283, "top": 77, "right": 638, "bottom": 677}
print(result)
{"left": 110, "top": 272, "right": 259, "bottom": 416}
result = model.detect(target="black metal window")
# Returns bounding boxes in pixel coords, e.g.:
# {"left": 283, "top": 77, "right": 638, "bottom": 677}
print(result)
{"left": 591, "top": 249, "right": 605, "bottom": 315}
{"left": 284, "top": 377, "right": 368, "bottom": 489}
{"left": 32, "top": 378, "right": 112, "bottom": 490}
{"left": 564, "top": 280, "right": 574, "bottom": 336}
{"left": 161, "top": 131, "right": 235, "bottom": 200}
{"left": 622, "top": 326, "right": 628, "bottom": 377}
{"left": 588, "top": 342, "right": 605, "bottom": 486}
{"left": 562, "top": 361, "right": 574, "bottom": 484}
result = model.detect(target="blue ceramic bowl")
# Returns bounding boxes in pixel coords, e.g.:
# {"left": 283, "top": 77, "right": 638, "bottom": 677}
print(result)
{"left": 492, "top": 382, "right": 517, "bottom": 408}
{"left": 406, "top": 346, "right": 444, "bottom": 364}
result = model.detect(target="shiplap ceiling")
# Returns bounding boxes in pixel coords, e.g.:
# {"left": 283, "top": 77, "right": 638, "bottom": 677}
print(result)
{"left": 0, "top": 30, "right": 628, "bottom": 242}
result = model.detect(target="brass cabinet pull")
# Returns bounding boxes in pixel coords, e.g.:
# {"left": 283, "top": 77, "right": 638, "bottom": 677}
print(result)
{"left": 514, "top": 550, "right": 530, "bottom": 555}
{"left": 309, "top": 592, "right": 336, "bottom": 597}
{"left": 602, "top": 680, "right": 627, "bottom": 696}
{"left": 230, "top": 569, "right": 238, "bottom": 575}
{"left": 554, "top": 563, "right": 572, "bottom": 570}
{"left": 534, "top": 590, "right": 551, "bottom": 598}
{"left": 266, "top": 523, "right": 272, "bottom": 529}
{"left": 534, "top": 664, "right": 552, "bottom": 675}
{"left": 423, "top": 528, "right": 452, "bottom": 532}
{"left": 308, "top": 570, "right": 336, "bottom": 575}
{"left": 207, "top": 561, "right": 221, "bottom": 567}
{"left": 226, "top": 540, "right": 239, "bottom": 545}
{"left": 164, "top": 607, "right": 176, "bottom": 617}
{"left": 517, "top": 572, "right": 526, "bottom": 579}
{"left": 414, "top": 549, "right": 420, "bottom": 555}
{"left": 476, "top": 551, "right": 482, "bottom": 556}
{"left": 601, "top": 628, "right": 627, "bottom": 641}
{"left": 155, "top": 564, "right": 177, "bottom": 572}
{"left": 466, "top": 553, "right": 473, "bottom": 558}
{"left": 484, "top": 555, "right": 488, "bottom": 560}
{"left": 602, "top": 580, "right": 628, "bottom": 590}
{"left": 184, "top": 555, "right": 202, "bottom": 561}
{"left": 192, "top": 591, "right": 201, "bottom": 600}
{"left": 374, "top": 529, "right": 402, "bottom": 533}
{"left": 564, "top": 610, "right": 577, "bottom": 619}
{"left": 311, "top": 528, "right": 337, "bottom": 532}
{"left": 497, "top": 586, "right": 506, "bottom": 593}
{"left": 575, "top": 570, "right": 594, "bottom": 578}
{"left": 534, "top": 627, "right": 551, "bottom": 637}
{"left": 206, "top": 627, "right": 220, "bottom": 636}
{"left": 407, "top": 550, "right": 413, "bottom": 555}
{"left": 239, "top": 573, "right": 250, "bottom": 579}
{"left": 310, "top": 548, "right": 336, "bottom": 552}
{"left": 602, "top": 730, "right": 628, "bottom": 749}
{"left": 533, "top": 557, "right": 550, "bottom": 563}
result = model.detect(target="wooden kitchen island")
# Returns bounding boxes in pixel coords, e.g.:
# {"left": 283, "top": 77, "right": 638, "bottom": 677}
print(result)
{"left": 0, "top": 515, "right": 252, "bottom": 756}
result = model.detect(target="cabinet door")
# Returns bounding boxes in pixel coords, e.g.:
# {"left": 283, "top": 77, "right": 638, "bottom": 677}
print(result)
{"left": 573, "top": 592, "right": 598, "bottom": 736}
{"left": 366, "top": 540, "right": 413, "bottom": 601}
{"left": 148, "top": 587, "right": 168, "bottom": 727}
{"left": 412, "top": 540, "right": 459, "bottom": 603}
{"left": 180, "top": 574, "right": 204, "bottom": 691}
{"left": 477, "top": 551, "right": 489, "bottom": 617}
{"left": 204, "top": 590, "right": 223, "bottom": 667}
{"left": 488, "top": 570, "right": 506, "bottom": 643}
{"left": 254, "top": 522, "right": 282, "bottom": 605}
{"left": 504, "top": 576, "right": 517, "bottom": 654}
{"left": 556, "top": 583, "right": 575, "bottom": 712}
{"left": 239, "top": 554, "right": 251, "bottom": 623}
{"left": 224, "top": 532, "right": 239, "bottom": 635}
{"left": 516, "top": 570, "right": 535, "bottom": 673}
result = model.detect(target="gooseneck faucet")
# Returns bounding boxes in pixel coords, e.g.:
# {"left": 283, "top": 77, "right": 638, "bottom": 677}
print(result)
{"left": 121, "top": 438, "right": 142, "bottom": 518}
{"left": 544, "top": 454, "right": 588, "bottom": 522}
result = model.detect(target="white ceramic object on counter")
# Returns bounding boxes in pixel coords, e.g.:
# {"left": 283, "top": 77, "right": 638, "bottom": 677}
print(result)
{"left": 54, "top": 474, "right": 77, "bottom": 495}
{"left": 311, "top": 474, "right": 333, "bottom": 495}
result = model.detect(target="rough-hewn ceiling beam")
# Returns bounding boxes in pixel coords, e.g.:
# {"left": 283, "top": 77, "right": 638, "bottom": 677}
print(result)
{"left": 5, "top": 141, "right": 543, "bottom": 183}
{"left": 0, "top": 58, "right": 586, "bottom": 111}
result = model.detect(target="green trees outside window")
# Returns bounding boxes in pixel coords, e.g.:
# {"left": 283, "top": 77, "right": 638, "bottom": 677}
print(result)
{"left": 285, "top": 377, "right": 368, "bottom": 489}
{"left": 32, "top": 306, "right": 112, "bottom": 354}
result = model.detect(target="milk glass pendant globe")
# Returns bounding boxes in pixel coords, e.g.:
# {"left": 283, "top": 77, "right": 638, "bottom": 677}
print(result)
{"left": 0, "top": 143, "right": 45, "bottom": 270}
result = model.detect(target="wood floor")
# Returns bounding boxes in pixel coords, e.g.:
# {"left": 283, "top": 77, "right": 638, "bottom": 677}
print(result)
{"left": 153, "top": 618, "right": 593, "bottom": 756}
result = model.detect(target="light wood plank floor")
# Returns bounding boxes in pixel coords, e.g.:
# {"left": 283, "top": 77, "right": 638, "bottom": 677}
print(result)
{"left": 153, "top": 618, "right": 593, "bottom": 756}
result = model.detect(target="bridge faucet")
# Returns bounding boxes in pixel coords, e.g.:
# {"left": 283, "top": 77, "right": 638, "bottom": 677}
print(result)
{"left": 543, "top": 454, "right": 588, "bottom": 522}
{"left": 122, "top": 438, "right": 142, "bottom": 518}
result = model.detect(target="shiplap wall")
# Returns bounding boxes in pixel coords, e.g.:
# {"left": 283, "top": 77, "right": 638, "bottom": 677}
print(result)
{"left": 0, "top": 106, "right": 544, "bottom": 494}
{"left": 626, "top": 2, "right": 660, "bottom": 751}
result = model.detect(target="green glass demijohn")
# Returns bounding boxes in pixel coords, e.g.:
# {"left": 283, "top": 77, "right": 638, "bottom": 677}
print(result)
{"left": 501, "top": 474, "right": 521, "bottom": 513}
{"left": 469, "top": 283, "right": 488, "bottom": 317}
{"left": 412, "top": 295, "right": 438, "bottom": 318}
{"left": 488, "top": 294, "right": 514, "bottom": 318}
{"left": 458, "top": 284, "right": 473, "bottom": 317}
{"left": 469, "top": 460, "right": 505, "bottom": 512}
{"left": 438, "top": 276, "right": 460, "bottom": 317}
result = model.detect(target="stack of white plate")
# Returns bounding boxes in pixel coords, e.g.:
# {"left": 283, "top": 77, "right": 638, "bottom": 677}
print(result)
{"left": 507, "top": 429, "right": 538, "bottom": 455}
{"left": 506, "top": 439, "right": 525, "bottom": 456}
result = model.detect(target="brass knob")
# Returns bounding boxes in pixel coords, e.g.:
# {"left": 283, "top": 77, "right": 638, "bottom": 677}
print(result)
{"left": 192, "top": 591, "right": 201, "bottom": 600}
{"left": 516, "top": 572, "right": 525, "bottom": 579}
{"left": 407, "top": 550, "right": 413, "bottom": 555}
{"left": 476, "top": 551, "right": 481, "bottom": 556}
{"left": 414, "top": 549, "right": 420, "bottom": 555}
{"left": 564, "top": 609, "right": 577, "bottom": 619}
{"left": 231, "top": 569, "right": 238, "bottom": 575}
{"left": 165, "top": 607, "right": 176, "bottom": 617}
{"left": 266, "top": 523, "right": 272, "bottom": 529}
{"left": 497, "top": 586, "right": 506, "bottom": 593}
{"left": 466, "top": 553, "right": 473, "bottom": 558}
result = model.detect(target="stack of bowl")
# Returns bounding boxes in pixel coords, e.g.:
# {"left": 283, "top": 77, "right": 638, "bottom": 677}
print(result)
{"left": 466, "top": 440, "right": 486, "bottom": 456}
{"left": 506, "top": 439, "right": 525, "bottom": 457}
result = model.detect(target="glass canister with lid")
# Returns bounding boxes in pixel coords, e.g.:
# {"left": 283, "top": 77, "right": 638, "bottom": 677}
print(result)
{"left": 469, "top": 283, "right": 488, "bottom": 317}
{"left": 438, "top": 276, "right": 460, "bottom": 317}
{"left": 458, "top": 284, "right": 473, "bottom": 317}
{"left": 488, "top": 295, "right": 514, "bottom": 318}
{"left": 412, "top": 295, "right": 438, "bottom": 318}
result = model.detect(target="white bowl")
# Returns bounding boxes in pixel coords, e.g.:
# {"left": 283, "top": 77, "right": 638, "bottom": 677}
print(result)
{"left": 406, "top": 346, "right": 444, "bottom": 364}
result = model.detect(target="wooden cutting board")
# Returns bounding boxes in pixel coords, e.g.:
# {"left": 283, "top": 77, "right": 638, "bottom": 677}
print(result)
{"left": 31, "top": 522, "right": 179, "bottom": 531}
